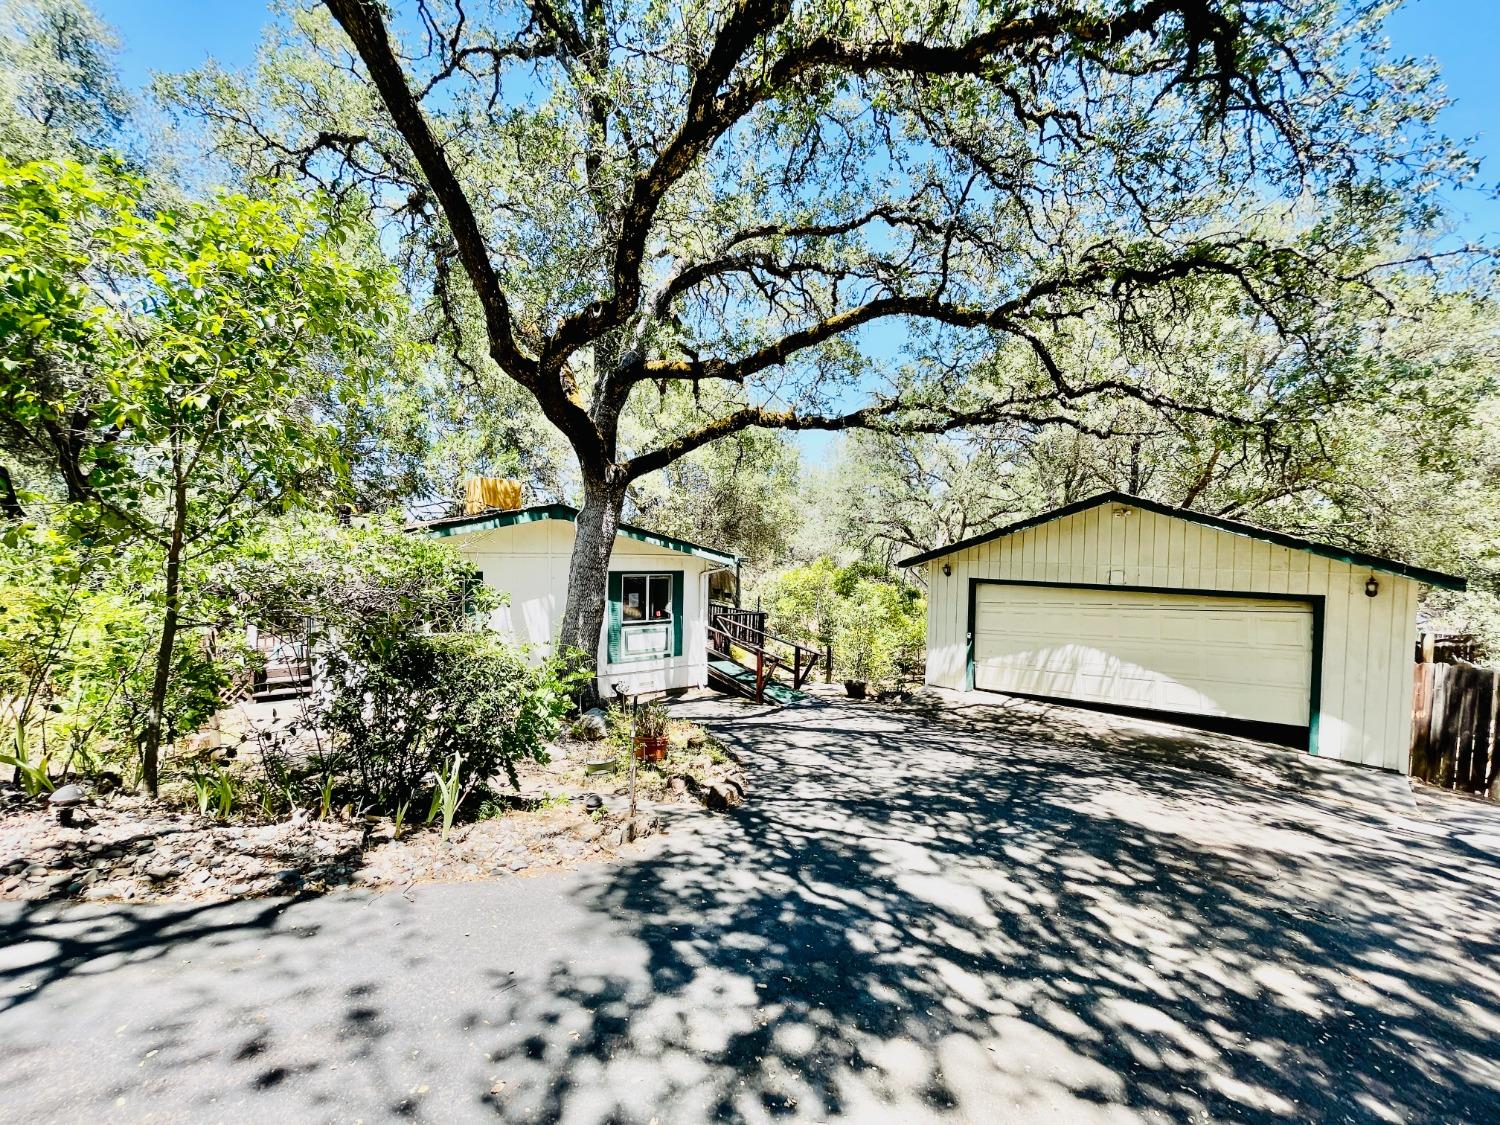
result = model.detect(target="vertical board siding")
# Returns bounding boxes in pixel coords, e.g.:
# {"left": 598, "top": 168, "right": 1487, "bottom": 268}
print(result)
{"left": 923, "top": 500, "right": 1420, "bottom": 772}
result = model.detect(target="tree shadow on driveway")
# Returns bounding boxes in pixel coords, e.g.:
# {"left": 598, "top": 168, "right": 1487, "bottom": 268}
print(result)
{"left": 470, "top": 693, "right": 1500, "bottom": 1122}
{"left": 3, "top": 693, "right": 1498, "bottom": 1123}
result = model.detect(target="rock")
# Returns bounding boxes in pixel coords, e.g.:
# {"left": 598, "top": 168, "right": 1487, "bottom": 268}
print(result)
{"left": 668, "top": 777, "right": 687, "bottom": 796}
{"left": 575, "top": 709, "right": 609, "bottom": 741}
{"left": 146, "top": 861, "right": 178, "bottom": 881}
{"left": 705, "top": 782, "right": 743, "bottom": 811}
{"left": 49, "top": 784, "right": 86, "bottom": 809}
{"left": 509, "top": 859, "right": 529, "bottom": 872}
{"left": 575, "top": 823, "right": 603, "bottom": 843}
{"left": 686, "top": 732, "right": 707, "bottom": 748}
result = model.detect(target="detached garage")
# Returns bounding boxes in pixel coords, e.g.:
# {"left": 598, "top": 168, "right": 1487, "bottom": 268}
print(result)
{"left": 898, "top": 493, "right": 1466, "bottom": 772}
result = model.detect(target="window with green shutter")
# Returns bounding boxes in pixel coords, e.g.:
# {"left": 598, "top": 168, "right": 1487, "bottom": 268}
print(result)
{"left": 607, "top": 570, "right": 683, "bottom": 663}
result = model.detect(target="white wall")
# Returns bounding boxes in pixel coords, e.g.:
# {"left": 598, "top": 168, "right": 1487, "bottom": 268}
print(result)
{"left": 447, "top": 518, "right": 716, "bottom": 696}
{"left": 922, "top": 501, "right": 1420, "bottom": 773}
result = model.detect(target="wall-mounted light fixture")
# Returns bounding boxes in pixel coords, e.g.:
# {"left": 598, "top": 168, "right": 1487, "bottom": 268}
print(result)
{"left": 1365, "top": 576, "right": 1379, "bottom": 598}
{"left": 942, "top": 563, "right": 953, "bottom": 577}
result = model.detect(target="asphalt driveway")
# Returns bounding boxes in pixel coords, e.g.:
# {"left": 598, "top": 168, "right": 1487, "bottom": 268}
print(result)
{"left": 3, "top": 691, "right": 1499, "bottom": 1123}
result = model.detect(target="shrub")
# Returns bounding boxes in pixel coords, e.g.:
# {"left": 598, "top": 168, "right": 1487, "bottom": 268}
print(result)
{"left": 318, "top": 631, "right": 574, "bottom": 815}
{"left": 221, "top": 513, "right": 583, "bottom": 819}
{"left": 833, "top": 579, "right": 926, "bottom": 688}
{"left": 0, "top": 525, "right": 236, "bottom": 783}
{"left": 764, "top": 558, "right": 926, "bottom": 688}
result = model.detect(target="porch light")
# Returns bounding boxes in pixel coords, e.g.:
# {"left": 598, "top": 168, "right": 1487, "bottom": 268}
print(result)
{"left": 942, "top": 563, "right": 953, "bottom": 577}
{"left": 1365, "top": 576, "right": 1379, "bottom": 598}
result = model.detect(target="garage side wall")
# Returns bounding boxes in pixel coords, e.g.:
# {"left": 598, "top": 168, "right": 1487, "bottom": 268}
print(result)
{"left": 922, "top": 503, "right": 1419, "bottom": 772}
{"left": 450, "top": 519, "right": 713, "bottom": 695}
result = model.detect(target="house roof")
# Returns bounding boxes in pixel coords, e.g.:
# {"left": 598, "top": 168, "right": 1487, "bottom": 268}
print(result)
{"left": 895, "top": 491, "right": 1468, "bottom": 591}
{"left": 409, "top": 503, "right": 740, "bottom": 567}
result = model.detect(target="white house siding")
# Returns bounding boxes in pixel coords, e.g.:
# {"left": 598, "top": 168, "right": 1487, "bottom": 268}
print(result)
{"left": 922, "top": 501, "right": 1420, "bottom": 773}
{"left": 447, "top": 518, "right": 716, "bottom": 695}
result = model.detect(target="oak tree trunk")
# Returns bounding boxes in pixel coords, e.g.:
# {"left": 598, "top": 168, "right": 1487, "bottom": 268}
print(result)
{"left": 557, "top": 473, "right": 626, "bottom": 709}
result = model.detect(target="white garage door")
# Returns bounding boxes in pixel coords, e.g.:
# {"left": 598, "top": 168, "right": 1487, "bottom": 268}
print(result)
{"left": 972, "top": 585, "right": 1314, "bottom": 727}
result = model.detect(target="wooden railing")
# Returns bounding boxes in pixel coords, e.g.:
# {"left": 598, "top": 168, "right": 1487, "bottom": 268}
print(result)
{"left": 708, "top": 602, "right": 829, "bottom": 703}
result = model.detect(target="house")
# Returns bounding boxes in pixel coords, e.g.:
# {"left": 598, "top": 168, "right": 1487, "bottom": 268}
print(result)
{"left": 897, "top": 492, "right": 1466, "bottom": 773}
{"left": 415, "top": 503, "right": 739, "bottom": 696}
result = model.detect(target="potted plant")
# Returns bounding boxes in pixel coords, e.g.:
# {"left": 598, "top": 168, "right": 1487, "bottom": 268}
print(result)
{"left": 633, "top": 701, "right": 670, "bottom": 762}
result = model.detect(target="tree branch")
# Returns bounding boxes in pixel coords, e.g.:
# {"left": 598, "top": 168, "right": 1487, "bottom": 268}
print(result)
{"left": 324, "top": 0, "right": 535, "bottom": 384}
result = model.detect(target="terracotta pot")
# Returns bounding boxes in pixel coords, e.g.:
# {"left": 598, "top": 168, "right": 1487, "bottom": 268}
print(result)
{"left": 844, "top": 680, "right": 867, "bottom": 699}
{"left": 634, "top": 734, "right": 669, "bottom": 762}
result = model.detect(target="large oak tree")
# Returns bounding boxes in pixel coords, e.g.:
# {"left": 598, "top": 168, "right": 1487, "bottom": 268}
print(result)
{"left": 173, "top": 0, "right": 1472, "bottom": 698}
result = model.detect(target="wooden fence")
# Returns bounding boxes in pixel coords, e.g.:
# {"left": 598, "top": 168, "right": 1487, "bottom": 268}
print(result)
{"left": 1411, "top": 661, "right": 1500, "bottom": 798}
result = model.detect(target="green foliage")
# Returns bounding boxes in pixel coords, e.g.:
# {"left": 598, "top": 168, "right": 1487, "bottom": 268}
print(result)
{"left": 428, "top": 749, "right": 463, "bottom": 842}
{"left": 763, "top": 558, "right": 843, "bottom": 649}
{"left": 222, "top": 513, "right": 578, "bottom": 818}
{"left": 629, "top": 425, "right": 800, "bottom": 576}
{"left": 833, "top": 579, "right": 926, "bottom": 689}
{"left": 0, "top": 0, "right": 131, "bottom": 162}
{"left": 765, "top": 558, "right": 925, "bottom": 688}
{"left": 0, "top": 523, "right": 230, "bottom": 780}
{"left": 0, "top": 157, "right": 395, "bottom": 516}
{"left": 320, "top": 631, "right": 571, "bottom": 817}
{"left": 0, "top": 154, "right": 403, "bottom": 791}
{"left": 190, "top": 770, "right": 213, "bottom": 817}
{"left": 217, "top": 512, "right": 500, "bottom": 640}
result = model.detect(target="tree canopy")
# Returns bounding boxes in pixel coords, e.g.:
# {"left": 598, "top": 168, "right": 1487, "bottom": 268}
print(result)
{"left": 162, "top": 0, "right": 1484, "bottom": 693}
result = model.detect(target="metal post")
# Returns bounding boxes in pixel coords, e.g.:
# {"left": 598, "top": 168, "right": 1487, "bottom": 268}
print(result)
{"left": 756, "top": 647, "right": 765, "bottom": 704}
{"left": 627, "top": 694, "right": 639, "bottom": 827}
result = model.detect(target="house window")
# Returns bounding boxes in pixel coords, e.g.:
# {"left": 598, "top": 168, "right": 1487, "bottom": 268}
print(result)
{"left": 621, "top": 574, "right": 673, "bottom": 624}
{"left": 610, "top": 571, "right": 681, "bottom": 663}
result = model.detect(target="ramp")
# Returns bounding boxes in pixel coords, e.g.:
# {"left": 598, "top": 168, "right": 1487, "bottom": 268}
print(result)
{"left": 708, "top": 658, "right": 811, "bottom": 706}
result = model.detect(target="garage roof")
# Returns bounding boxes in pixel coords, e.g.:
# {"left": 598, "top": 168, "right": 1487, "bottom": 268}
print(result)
{"left": 895, "top": 491, "right": 1467, "bottom": 591}
{"left": 409, "top": 503, "right": 740, "bottom": 566}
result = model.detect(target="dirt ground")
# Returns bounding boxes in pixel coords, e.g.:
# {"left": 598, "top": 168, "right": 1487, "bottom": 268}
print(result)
{"left": 0, "top": 697, "right": 747, "bottom": 906}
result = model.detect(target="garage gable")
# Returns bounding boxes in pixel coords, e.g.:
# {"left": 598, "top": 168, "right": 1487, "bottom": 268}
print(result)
{"left": 898, "top": 492, "right": 1465, "bottom": 591}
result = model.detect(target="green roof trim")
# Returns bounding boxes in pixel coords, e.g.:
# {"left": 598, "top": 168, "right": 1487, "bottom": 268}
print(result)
{"left": 412, "top": 503, "right": 740, "bottom": 567}
{"left": 895, "top": 491, "right": 1468, "bottom": 592}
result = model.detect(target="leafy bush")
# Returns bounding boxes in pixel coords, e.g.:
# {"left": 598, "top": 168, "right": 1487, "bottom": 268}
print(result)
{"left": 0, "top": 525, "right": 235, "bottom": 783}
{"left": 319, "top": 630, "right": 574, "bottom": 815}
{"left": 765, "top": 559, "right": 926, "bottom": 688}
{"left": 763, "top": 558, "right": 842, "bottom": 648}
{"left": 834, "top": 579, "right": 924, "bottom": 687}
{"left": 225, "top": 515, "right": 580, "bottom": 818}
